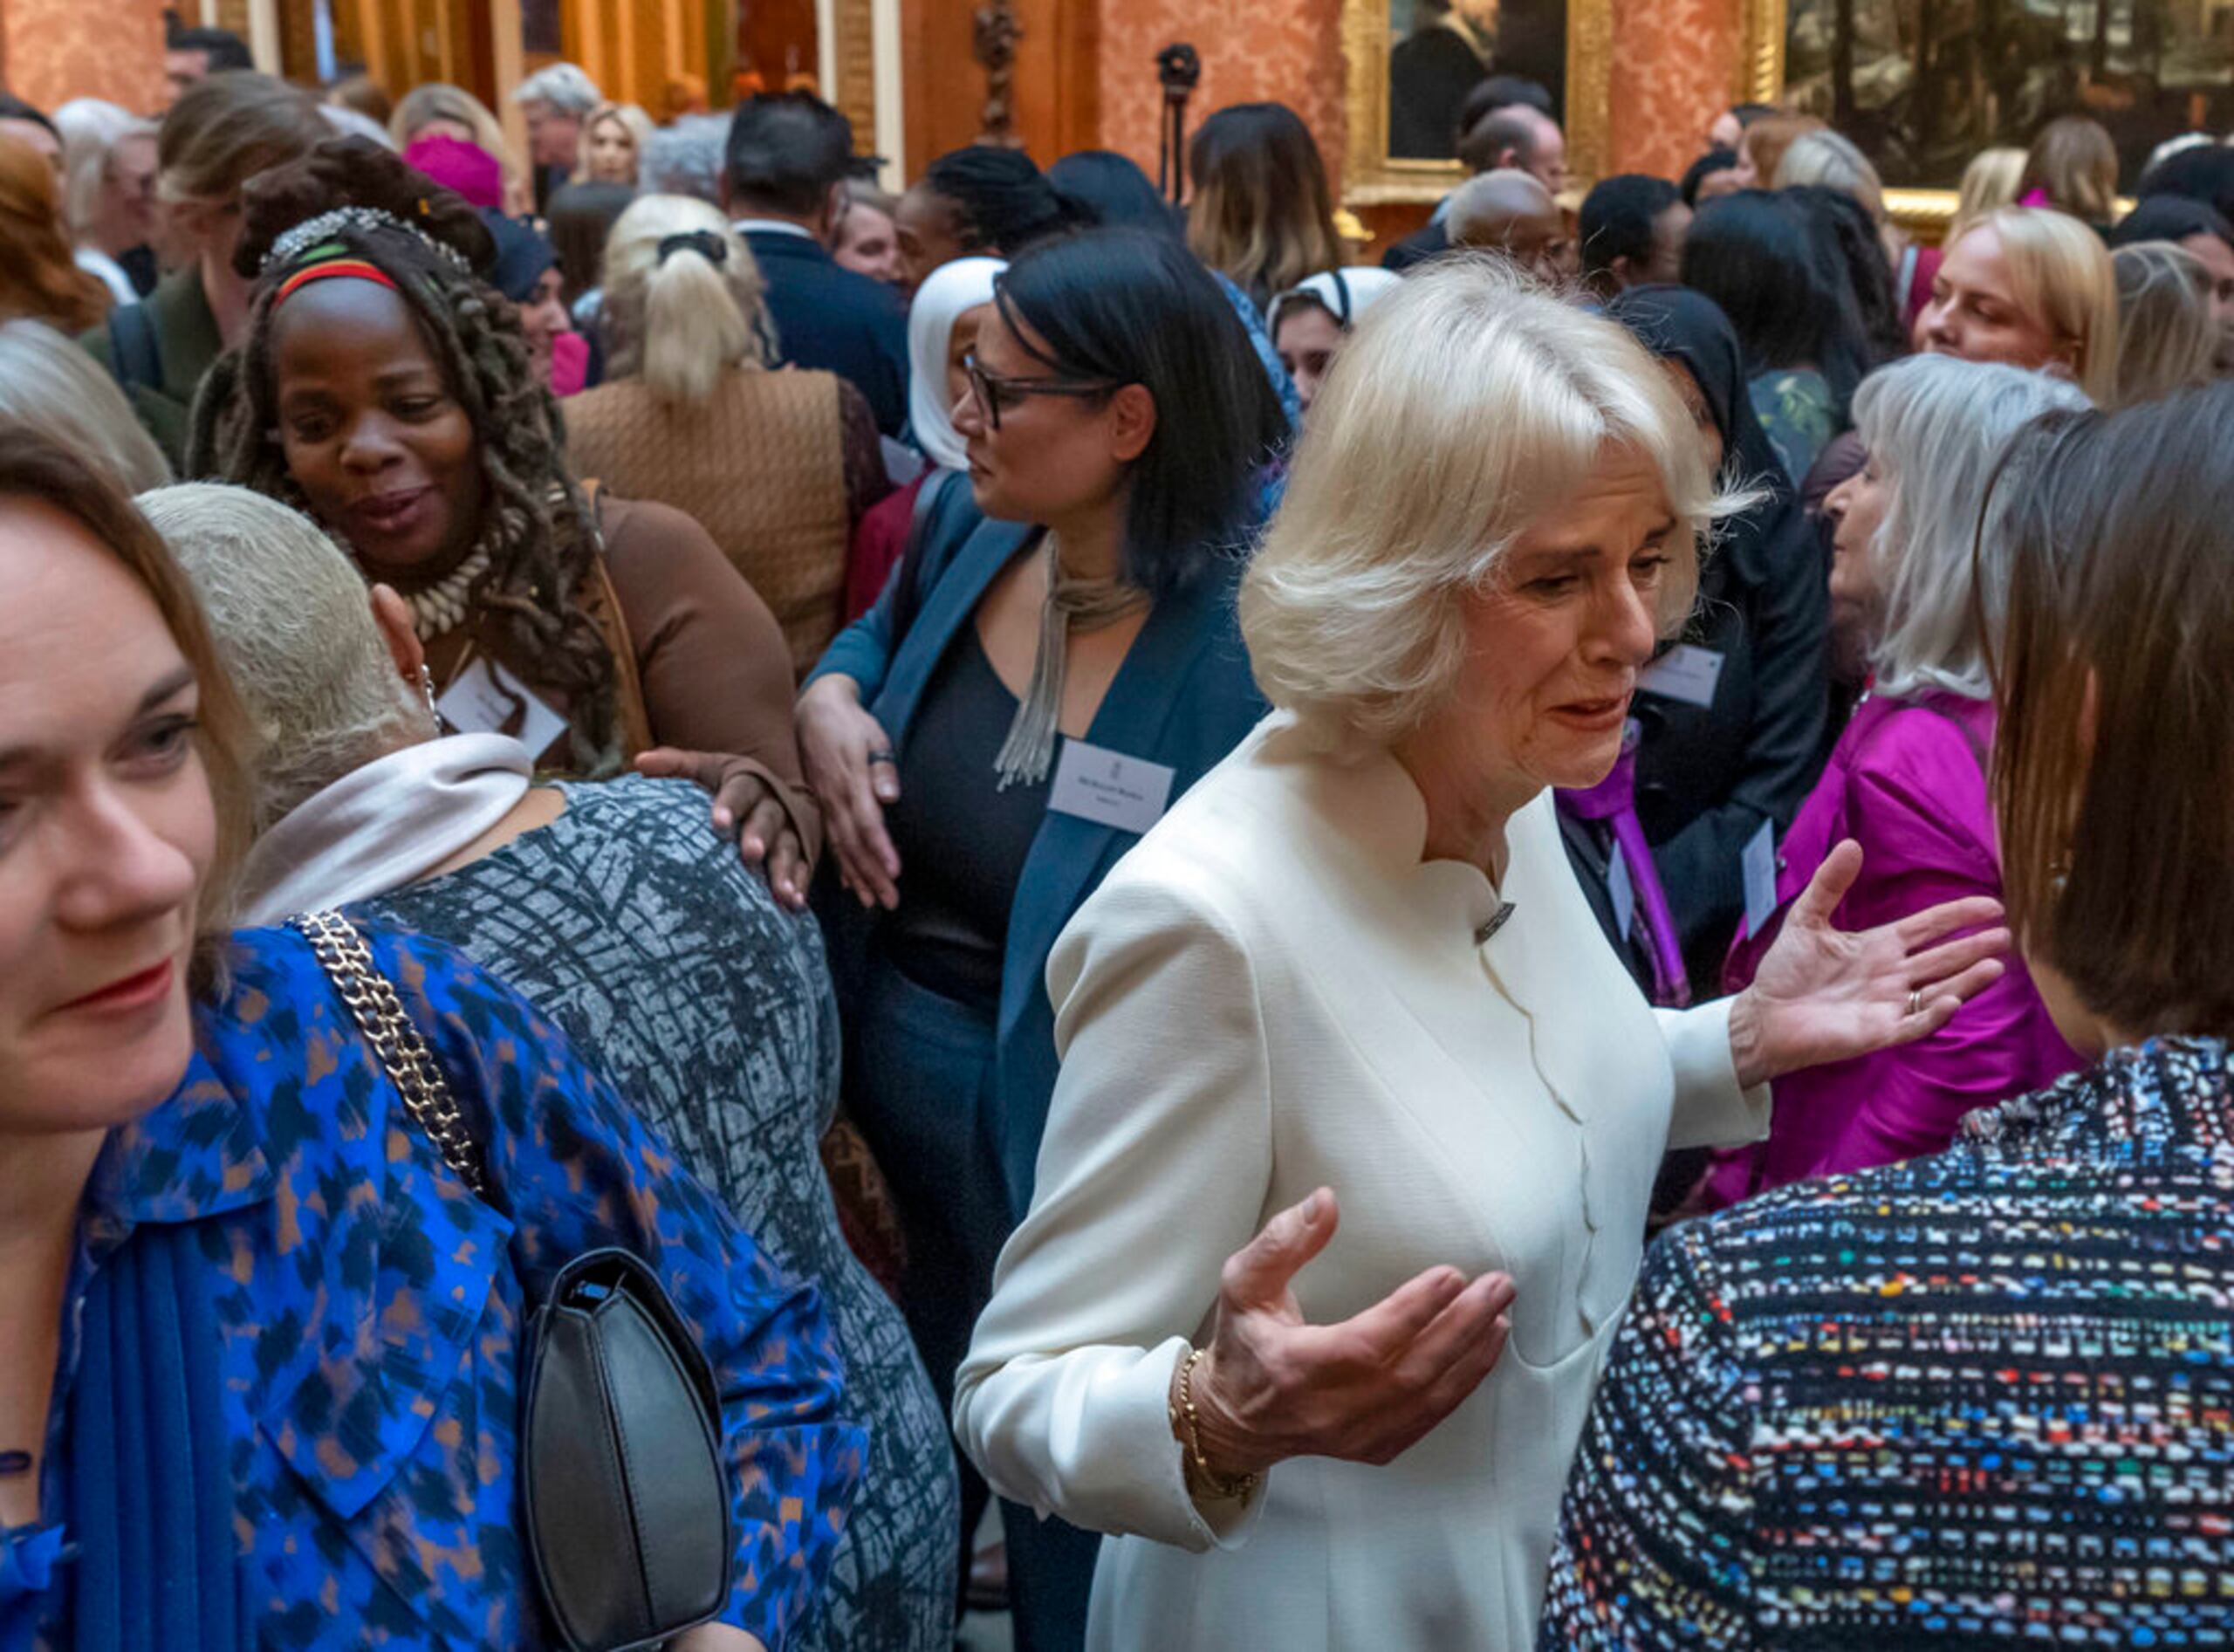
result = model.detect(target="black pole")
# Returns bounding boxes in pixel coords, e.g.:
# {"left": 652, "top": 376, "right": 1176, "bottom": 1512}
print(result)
{"left": 1157, "top": 43, "right": 1202, "bottom": 203}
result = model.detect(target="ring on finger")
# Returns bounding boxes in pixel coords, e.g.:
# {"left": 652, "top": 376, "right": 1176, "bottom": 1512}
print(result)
{"left": 1906, "top": 988, "right": 1923, "bottom": 1018}
{"left": 867, "top": 750, "right": 899, "bottom": 765}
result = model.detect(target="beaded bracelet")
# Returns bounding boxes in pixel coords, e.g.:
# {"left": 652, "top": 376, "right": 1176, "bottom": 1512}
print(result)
{"left": 1169, "top": 1347, "right": 1258, "bottom": 1504}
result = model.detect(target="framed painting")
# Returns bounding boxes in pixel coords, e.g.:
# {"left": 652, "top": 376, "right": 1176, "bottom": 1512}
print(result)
{"left": 1346, "top": 0, "right": 1613, "bottom": 202}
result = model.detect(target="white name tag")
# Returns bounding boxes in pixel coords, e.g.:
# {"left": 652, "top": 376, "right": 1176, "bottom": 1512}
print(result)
{"left": 1741, "top": 817, "right": 1778, "bottom": 938}
{"left": 1047, "top": 739, "right": 1176, "bottom": 837}
{"left": 1638, "top": 643, "right": 1726, "bottom": 709}
{"left": 1607, "top": 840, "right": 1637, "bottom": 941}
{"left": 436, "top": 655, "right": 568, "bottom": 757}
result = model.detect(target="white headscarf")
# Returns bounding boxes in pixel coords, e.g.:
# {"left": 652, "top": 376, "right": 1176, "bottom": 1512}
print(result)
{"left": 1268, "top": 266, "right": 1402, "bottom": 338}
{"left": 908, "top": 256, "right": 1007, "bottom": 473}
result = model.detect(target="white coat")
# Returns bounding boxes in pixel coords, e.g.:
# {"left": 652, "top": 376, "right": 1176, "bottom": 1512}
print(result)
{"left": 954, "top": 712, "right": 1770, "bottom": 1649}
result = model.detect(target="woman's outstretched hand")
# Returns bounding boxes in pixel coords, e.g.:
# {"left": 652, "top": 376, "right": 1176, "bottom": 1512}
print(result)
{"left": 1179, "top": 1189, "right": 1515, "bottom": 1486}
{"left": 1730, "top": 838, "right": 2011, "bottom": 1089}
{"left": 633, "top": 747, "right": 811, "bottom": 911}
{"left": 796, "top": 675, "right": 903, "bottom": 910}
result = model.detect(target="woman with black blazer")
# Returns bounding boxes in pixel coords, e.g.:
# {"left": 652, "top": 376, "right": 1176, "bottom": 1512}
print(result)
{"left": 796, "top": 227, "right": 1286, "bottom": 1652}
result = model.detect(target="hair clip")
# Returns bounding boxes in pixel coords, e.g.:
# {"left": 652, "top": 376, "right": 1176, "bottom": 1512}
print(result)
{"left": 656, "top": 229, "right": 728, "bottom": 268}
{"left": 264, "top": 205, "right": 473, "bottom": 276}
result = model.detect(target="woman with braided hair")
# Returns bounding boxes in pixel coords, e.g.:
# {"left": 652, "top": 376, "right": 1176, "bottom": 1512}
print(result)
{"left": 189, "top": 138, "right": 821, "bottom": 905}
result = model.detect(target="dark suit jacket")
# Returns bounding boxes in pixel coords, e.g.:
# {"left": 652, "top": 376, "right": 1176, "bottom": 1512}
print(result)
{"left": 809, "top": 502, "right": 1270, "bottom": 1215}
{"left": 79, "top": 267, "right": 223, "bottom": 473}
{"left": 744, "top": 228, "right": 911, "bottom": 440}
{"left": 1382, "top": 216, "right": 1453, "bottom": 272}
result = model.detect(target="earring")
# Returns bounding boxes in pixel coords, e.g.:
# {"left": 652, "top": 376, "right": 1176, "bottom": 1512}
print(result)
{"left": 420, "top": 664, "right": 442, "bottom": 723}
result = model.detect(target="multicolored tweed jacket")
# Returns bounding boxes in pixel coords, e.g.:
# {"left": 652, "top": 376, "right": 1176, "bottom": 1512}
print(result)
{"left": 1541, "top": 1036, "right": 2234, "bottom": 1649}
{"left": 0, "top": 922, "right": 864, "bottom": 1651}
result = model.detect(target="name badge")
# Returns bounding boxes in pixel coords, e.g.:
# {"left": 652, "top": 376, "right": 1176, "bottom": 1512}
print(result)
{"left": 1638, "top": 643, "right": 1725, "bottom": 709}
{"left": 1047, "top": 739, "right": 1176, "bottom": 837}
{"left": 1741, "top": 817, "right": 1778, "bottom": 938}
{"left": 1607, "top": 840, "right": 1637, "bottom": 942}
{"left": 436, "top": 656, "right": 568, "bottom": 757}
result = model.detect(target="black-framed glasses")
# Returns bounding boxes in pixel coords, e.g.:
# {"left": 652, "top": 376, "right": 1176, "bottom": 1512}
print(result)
{"left": 963, "top": 353, "right": 1119, "bottom": 431}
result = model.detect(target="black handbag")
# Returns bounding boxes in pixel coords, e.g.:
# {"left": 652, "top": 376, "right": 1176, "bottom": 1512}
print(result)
{"left": 293, "top": 912, "right": 734, "bottom": 1652}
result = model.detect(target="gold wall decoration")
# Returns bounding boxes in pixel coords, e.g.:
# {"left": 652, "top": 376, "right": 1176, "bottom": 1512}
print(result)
{"left": 1343, "top": 0, "right": 1610, "bottom": 206}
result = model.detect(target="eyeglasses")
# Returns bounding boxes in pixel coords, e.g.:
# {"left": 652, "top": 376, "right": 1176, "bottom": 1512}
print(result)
{"left": 963, "top": 353, "right": 1119, "bottom": 431}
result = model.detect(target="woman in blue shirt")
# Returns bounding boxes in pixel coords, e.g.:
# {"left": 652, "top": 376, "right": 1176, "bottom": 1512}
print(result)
{"left": 0, "top": 426, "right": 860, "bottom": 1650}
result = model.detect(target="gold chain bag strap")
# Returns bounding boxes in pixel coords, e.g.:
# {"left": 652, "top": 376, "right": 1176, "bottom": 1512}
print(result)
{"left": 289, "top": 912, "right": 733, "bottom": 1652}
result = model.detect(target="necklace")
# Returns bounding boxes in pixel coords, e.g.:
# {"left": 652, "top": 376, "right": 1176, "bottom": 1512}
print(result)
{"left": 404, "top": 545, "right": 492, "bottom": 641}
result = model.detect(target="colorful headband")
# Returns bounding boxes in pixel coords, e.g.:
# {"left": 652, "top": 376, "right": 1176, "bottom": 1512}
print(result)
{"left": 272, "top": 251, "right": 399, "bottom": 308}
{"left": 264, "top": 204, "right": 474, "bottom": 276}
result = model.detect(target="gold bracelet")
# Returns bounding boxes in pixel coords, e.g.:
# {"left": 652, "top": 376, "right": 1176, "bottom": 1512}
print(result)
{"left": 1168, "top": 1348, "right": 1258, "bottom": 1504}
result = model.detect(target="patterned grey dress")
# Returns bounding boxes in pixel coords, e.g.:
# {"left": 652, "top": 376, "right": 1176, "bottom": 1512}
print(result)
{"left": 358, "top": 775, "right": 957, "bottom": 1652}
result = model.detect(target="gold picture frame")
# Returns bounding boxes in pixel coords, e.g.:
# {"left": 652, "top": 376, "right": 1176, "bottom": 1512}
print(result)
{"left": 1738, "top": 0, "right": 1964, "bottom": 240}
{"left": 1343, "top": 0, "right": 1613, "bottom": 206}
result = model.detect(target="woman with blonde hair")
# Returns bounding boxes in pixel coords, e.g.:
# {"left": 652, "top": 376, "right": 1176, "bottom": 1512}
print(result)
{"left": 0, "top": 137, "right": 109, "bottom": 333}
{"left": 2020, "top": 113, "right": 2121, "bottom": 230}
{"left": 0, "top": 317, "right": 170, "bottom": 494}
{"left": 575, "top": 99, "right": 654, "bottom": 187}
{"left": 390, "top": 82, "right": 524, "bottom": 210}
{"left": 565, "top": 194, "right": 889, "bottom": 675}
{"left": 1185, "top": 102, "right": 1343, "bottom": 313}
{"left": 2111, "top": 240, "right": 2217, "bottom": 405}
{"left": 955, "top": 260, "right": 2006, "bottom": 1650}
{"left": 1950, "top": 145, "right": 2026, "bottom": 237}
{"left": 1919, "top": 206, "right": 2121, "bottom": 401}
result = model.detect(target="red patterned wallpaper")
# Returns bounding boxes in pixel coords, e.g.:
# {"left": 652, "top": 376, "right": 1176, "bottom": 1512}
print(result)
{"left": 0, "top": 0, "right": 168, "bottom": 115}
{"left": 1097, "top": 0, "right": 1347, "bottom": 191}
{"left": 1096, "top": 0, "right": 1744, "bottom": 196}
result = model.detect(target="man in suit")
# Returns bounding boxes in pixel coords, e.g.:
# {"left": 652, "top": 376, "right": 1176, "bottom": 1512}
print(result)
{"left": 1384, "top": 98, "right": 1566, "bottom": 271}
{"left": 513, "top": 62, "right": 602, "bottom": 215}
{"left": 723, "top": 93, "right": 910, "bottom": 439}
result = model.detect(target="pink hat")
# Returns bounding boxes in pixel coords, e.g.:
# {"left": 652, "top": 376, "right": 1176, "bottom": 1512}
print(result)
{"left": 403, "top": 133, "right": 504, "bottom": 210}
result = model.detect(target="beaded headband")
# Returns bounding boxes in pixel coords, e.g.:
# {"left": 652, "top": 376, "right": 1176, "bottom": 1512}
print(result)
{"left": 263, "top": 204, "right": 476, "bottom": 278}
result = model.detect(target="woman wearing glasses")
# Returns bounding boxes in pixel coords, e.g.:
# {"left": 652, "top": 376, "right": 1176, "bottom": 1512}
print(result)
{"left": 795, "top": 226, "right": 1287, "bottom": 1651}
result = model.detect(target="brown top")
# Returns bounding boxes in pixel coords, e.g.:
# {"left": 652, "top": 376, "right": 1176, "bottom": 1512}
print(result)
{"left": 563, "top": 366, "right": 890, "bottom": 680}
{"left": 421, "top": 491, "right": 820, "bottom": 861}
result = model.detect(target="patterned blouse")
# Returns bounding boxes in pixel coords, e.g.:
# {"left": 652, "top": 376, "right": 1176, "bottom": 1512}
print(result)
{"left": 1748, "top": 367, "right": 1839, "bottom": 489}
{"left": 357, "top": 777, "right": 959, "bottom": 1651}
{"left": 1539, "top": 1037, "right": 2234, "bottom": 1649}
{"left": 0, "top": 922, "right": 864, "bottom": 1652}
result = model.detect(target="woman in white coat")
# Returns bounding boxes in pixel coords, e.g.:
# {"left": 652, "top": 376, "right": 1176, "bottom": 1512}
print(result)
{"left": 953, "top": 264, "right": 2011, "bottom": 1649}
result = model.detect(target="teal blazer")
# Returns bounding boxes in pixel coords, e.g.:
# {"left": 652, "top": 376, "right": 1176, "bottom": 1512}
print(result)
{"left": 810, "top": 500, "right": 1268, "bottom": 1215}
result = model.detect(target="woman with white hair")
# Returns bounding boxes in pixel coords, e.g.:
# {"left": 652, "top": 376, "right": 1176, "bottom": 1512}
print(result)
{"left": 1708, "top": 353, "right": 2091, "bottom": 1210}
{"left": 564, "top": 195, "right": 889, "bottom": 676}
{"left": 954, "top": 264, "right": 2011, "bottom": 1649}
{"left": 52, "top": 98, "right": 157, "bottom": 304}
{"left": 0, "top": 317, "right": 170, "bottom": 494}
{"left": 146, "top": 479, "right": 958, "bottom": 1652}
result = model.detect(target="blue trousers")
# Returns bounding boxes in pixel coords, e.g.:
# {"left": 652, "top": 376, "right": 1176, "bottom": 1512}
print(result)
{"left": 844, "top": 956, "right": 1101, "bottom": 1652}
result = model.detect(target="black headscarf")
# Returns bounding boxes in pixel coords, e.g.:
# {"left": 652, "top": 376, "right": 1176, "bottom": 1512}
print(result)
{"left": 1602, "top": 283, "right": 1833, "bottom": 983}
{"left": 1606, "top": 284, "right": 1809, "bottom": 595}
{"left": 478, "top": 209, "right": 558, "bottom": 305}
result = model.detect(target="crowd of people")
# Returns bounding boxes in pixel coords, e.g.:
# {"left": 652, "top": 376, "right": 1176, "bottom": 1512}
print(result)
{"left": 2, "top": 17, "right": 2234, "bottom": 1652}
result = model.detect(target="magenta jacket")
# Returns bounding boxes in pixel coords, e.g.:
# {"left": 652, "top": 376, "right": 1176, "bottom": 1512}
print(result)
{"left": 1706, "top": 690, "right": 2083, "bottom": 1209}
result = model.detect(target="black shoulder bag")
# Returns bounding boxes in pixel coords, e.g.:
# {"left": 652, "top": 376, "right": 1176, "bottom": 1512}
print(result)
{"left": 291, "top": 912, "right": 733, "bottom": 1652}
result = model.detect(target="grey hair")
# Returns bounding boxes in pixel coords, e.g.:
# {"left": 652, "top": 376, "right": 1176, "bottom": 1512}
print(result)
{"left": 513, "top": 63, "right": 602, "bottom": 115}
{"left": 136, "top": 483, "right": 430, "bottom": 833}
{"left": 640, "top": 113, "right": 729, "bottom": 202}
{"left": 0, "top": 319, "right": 171, "bottom": 495}
{"left": 1243, "top": 258, "right": 1735, "bottom": 746}
{"left": 2112, "top": 241, "right": 2217, "bottom": 408}
{"left": 1853, "top": 354, "right": 2088, "bottom": 702}
{"left": 600, "top": 194, "right": 770, "bottom": 401}
{"left": 51, "top": 99, "right": 153, "bottom": 240}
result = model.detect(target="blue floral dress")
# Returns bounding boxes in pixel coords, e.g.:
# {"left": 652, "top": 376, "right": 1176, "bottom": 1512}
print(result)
{"left": 0, "top": 922, "right": 865, "bottom": 1651}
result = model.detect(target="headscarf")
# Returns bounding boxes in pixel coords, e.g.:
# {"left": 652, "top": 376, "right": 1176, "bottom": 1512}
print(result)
{"left": 1605, "top": 284, "right": 1810, "bottom": 593}
{"left": 477, "top": 208, "right": 558, "bottom": 304}
{"left": 402, "top": 133, "right": 504, "bottom": 211}
{"left": 1267, "top": 265, "right": 1401, "bottom": 338}
{"left": 907, "top": 255, "right": 1005, "bottom": 472}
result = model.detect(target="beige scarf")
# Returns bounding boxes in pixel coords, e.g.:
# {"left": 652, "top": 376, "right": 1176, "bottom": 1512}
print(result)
{"left": 993, "top": 534, "right": 1148, "bottom": 790}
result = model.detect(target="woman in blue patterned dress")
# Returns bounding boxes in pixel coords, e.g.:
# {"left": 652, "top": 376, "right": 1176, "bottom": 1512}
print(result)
{"left": 142, "top": 479, "right": 960, "bottom": 1652}
{"left": 0, "top": 425, "right": 861, "bottom": 1649}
